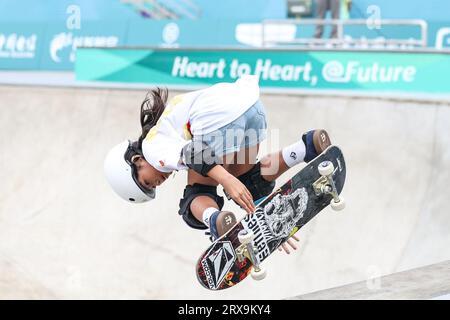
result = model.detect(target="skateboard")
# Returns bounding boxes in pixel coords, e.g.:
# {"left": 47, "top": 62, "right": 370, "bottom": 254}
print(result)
{"left": 196, "top": 145, "right": 346, "bottom": 290}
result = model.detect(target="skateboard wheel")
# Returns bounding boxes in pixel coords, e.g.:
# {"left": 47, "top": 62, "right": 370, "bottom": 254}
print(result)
{"left": 238, "top": 230, "right": 255, "bottom": 244}
{"left": 251, "top": 266, "right": 267, "bottom": 281}
{"left": 318, "top": 161, "right": 334, "bottom": 176}
{"left": 331, "top": 196, "right": 345, "bottom": 211}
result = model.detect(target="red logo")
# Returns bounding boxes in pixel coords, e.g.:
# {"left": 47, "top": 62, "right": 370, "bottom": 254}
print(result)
{"left": 186, "top": 121, "right": 192, "bottom": 135}
{"left": 159, "top": 160, "right": 165, "bottom": 167}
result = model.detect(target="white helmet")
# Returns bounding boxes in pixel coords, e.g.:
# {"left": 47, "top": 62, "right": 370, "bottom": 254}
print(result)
{"left": 104, "top": 140, "right": 155, "bottom": 203}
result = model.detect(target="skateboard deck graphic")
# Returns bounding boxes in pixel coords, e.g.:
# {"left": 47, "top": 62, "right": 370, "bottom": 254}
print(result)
{"left": 196, "top": 145, "right": 346, "bottom": 290}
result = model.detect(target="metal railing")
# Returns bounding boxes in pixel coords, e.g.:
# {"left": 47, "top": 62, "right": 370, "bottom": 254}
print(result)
{"left": 262, "top": 19, "right": 428, "bottom": 48}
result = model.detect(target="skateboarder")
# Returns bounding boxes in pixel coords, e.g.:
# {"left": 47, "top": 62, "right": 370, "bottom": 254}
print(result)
{"left": 104, "top": 75, "right": 331, "bottom": 253}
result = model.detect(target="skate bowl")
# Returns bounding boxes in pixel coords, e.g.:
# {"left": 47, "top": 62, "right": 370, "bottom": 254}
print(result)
{"left": 287, "top": 260, "right": 450, "bottom": 299}
{"left": 1, "top": 84, "right": 450, "bottom": 299}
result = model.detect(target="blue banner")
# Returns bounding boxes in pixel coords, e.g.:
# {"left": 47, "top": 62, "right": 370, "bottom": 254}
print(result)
{"left": 1, "top": 19, "right": 450, "bottom": 71}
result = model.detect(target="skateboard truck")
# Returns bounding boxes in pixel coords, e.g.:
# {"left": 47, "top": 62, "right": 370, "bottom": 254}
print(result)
{"left": 313, "top": 161, "right": 346, "bottom": 211}
{"left": 236, "top": 230, "right": 267, "bottom": 281}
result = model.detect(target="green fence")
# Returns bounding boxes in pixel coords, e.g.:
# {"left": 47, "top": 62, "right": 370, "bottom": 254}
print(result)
{"left": 76, "top": 48, "right": 450, "bottom": 94}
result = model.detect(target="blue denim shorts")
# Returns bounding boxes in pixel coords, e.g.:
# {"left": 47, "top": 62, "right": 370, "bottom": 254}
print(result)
{"left": 194, "top": 100, "right": 267, "bottom": 157}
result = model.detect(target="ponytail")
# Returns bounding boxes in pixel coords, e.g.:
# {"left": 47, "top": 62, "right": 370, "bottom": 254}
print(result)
{"left": 138, "top": 87, "right": 168, "bottom": 145}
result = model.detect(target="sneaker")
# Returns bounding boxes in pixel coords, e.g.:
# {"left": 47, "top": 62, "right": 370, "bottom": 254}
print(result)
{"left": 208, "top": 210, "right": 237, "bottom": 241}
{"left": 302, "top": 129, "right": 331, "bottom": 163}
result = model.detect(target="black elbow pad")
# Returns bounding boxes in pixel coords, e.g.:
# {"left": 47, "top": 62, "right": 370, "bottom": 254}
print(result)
{"left": 182, "top": 141, "right": 220, "bottom": 177}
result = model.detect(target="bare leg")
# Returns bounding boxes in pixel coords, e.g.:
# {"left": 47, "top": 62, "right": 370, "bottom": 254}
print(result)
{"left": 227, "top": 144, "right": 259, "bottom": 177}
{"left": 190, "top": 195, "right": 220, "bottom": 223}
{"left": 227, "top": 143, "right": 294, "bottom": 183}
{"left": 260, "top": 128, "right": 331, "bottom": 181}
{"left": 187, "top": 144, "right": 260, "bottom": 223}
{"left": 260, "top": 151, "right": 290, "bottom": 182}
{"left": 187, "top": 137, "right": 303, "bottom": 222}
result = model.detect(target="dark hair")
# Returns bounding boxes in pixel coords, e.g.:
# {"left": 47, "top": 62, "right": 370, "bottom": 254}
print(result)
{"left": 137, "top": 87, "right": 168, "bottom": 146}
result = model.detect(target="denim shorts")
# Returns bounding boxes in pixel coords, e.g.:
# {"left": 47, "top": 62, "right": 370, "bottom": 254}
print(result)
{"left": 194, "top": 99, "right": 267, "bottom": 157}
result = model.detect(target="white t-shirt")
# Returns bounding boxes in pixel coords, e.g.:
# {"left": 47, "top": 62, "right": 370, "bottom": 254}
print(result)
{"left": 142, "top": 75, "right": 260, "bottom": 172}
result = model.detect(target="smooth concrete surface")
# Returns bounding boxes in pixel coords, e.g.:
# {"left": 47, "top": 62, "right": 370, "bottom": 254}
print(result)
{"left": 1, "top": 85, "right": 450, "bottom": 299}
{"left": 288, "top": 260, "right": 450, "bottom": 299}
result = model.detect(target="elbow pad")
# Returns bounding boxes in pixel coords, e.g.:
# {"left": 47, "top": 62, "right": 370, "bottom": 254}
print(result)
{"left": 182, "top": 141, "right": 221, "bottom": 177}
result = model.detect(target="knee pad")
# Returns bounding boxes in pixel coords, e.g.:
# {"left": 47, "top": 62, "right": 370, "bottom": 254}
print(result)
{"left": 178, "top": 184, "right": 224, "bottom": 230}
{"left": 237, "top": 162, "right": 275, "bottom": 202}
